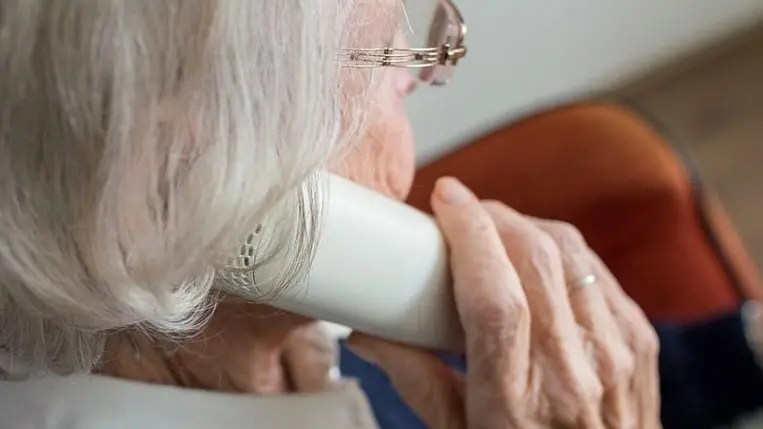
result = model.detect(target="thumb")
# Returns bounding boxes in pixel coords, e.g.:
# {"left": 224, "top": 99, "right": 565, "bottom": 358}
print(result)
{"left": 347, "top": 333, "right": 465, "bottom": 429}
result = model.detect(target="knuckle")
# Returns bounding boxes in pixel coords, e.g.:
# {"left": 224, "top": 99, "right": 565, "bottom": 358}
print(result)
{"left": 626, "top": 305, "right": 660, "bottom": 357}
{"left": 639, "top": 325, "right": 660, "bottom": 357}
{"left": 599, "top": 339, "right": 636, "bottom": 385}
{"left": 511, "top": 295, "right": 532, "bottom": 326}
{"left": 468, "top": 293, "right": 529, "bottom": 338}
{"left": 474, "top": 302, "right": 512, "bottom": 331}
{"left": 542, "top": 221, "right": 588, "bottom": 253}
{"left": 480, "top": 201, "right": 563, "bottom": 250}
{"left": 567, "top": 359, "right": 605, "bottom": 408}
{"left": 576, "top": 354, "right": 606, "bottom": 394}
{"left": 525, "top": 230, "right": 562, "bottom": 267}
{"left": 451, "top": 217, "right": 497, "bottom": 250}
{"left": 577, "top": 375, "right": 604, "bottom": 407}
{"left": 479, "top": 202, "right": 570, "bottom": 270}
{"left": 464, "top": 214, "right": 494, "bottom": 238}
{"left": 585, "top": 377, "right": 605, "bottom": 403}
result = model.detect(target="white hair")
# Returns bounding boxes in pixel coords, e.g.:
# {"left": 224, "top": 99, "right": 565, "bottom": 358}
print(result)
{"left": 0, "top": 0, "right": 397, "bottom": 375}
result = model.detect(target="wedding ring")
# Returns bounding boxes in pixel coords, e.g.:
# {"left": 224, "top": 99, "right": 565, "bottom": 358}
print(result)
{"left": 567, "top": 273, "right": 597, "bottom": 293}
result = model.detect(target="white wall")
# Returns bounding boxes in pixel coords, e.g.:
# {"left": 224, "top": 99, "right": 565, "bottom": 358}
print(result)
{"left": 410, "top": 1, "right": 763, "bottom": 164}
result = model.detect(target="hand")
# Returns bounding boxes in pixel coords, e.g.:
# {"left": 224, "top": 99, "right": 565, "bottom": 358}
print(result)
{"left": 347, "top": 177, "right": 661, "bottom": 428}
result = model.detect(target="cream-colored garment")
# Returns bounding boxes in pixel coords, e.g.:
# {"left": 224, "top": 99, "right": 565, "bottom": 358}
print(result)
{"left": 0, "top": 374, "right": 380, "bottom": 429}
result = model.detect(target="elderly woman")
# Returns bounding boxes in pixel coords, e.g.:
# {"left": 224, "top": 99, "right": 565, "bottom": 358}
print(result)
{"left": 0, "top": 1, "right": 662, "bottom": 428}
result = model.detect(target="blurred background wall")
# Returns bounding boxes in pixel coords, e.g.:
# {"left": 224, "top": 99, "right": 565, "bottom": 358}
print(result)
{"left": 408, "top": 0, "right": 763, "bottom": 163}
{"left": 407, "top": 1, "right": 763, "bottom": 270}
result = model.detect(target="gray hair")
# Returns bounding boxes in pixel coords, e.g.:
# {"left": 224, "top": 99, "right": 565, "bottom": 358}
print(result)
{"left": 0, "top": 0, "right": 395, "bottom": 375}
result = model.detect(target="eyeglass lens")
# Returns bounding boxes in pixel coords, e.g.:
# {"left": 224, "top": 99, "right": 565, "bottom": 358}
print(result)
{"left": 402, "top": 0, "right": 461, "bottom": 85}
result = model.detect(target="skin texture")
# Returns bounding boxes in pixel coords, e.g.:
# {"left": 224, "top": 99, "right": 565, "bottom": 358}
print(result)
{"left": 333, "top": 35, "right": 418, "bottom": 200}
{"left": 347, "top": 178, "right": 662, "bottom": 428}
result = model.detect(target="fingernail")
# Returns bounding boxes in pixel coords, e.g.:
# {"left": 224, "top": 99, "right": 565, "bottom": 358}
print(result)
{"left": 435, "top": 177, "right": 470, "bottom": 205}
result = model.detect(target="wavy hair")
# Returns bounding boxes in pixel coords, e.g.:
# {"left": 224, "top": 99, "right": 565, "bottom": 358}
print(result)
{"left": 0, "top": 0, "right": 396, "bottom": 375}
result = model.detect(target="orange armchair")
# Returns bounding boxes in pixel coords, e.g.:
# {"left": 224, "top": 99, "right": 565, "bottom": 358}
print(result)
{"left": 407, "top": 101, "right": 761, "bottom": 323}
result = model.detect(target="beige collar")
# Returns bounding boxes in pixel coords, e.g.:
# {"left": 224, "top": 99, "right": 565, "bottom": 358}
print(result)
{"left": 0, "top": 374, "right": 380, "bottom": 429}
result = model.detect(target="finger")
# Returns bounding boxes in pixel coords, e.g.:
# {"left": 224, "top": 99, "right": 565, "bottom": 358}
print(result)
{"left": 633, "top": 347, "right": 662, "bottom": 429}
{"left": 481, "top": 202, "right": 604, "bottom": 428}
{"left": 533, "top": 219, "right": 636, "bottom": 429}
{"left": 431, "top": 178, "right": 532, "bottom": 426}
{"left": 430, "top": 178, "right": 532, "bottom": 389}
{"left": 282, "top": 322, "right": 338, "bottom": 393}
{"left": 347, "top": 333, "right": 465, "bottom": 429}
{"left": 590, "top": 254, "right": 662, "bottom": 428}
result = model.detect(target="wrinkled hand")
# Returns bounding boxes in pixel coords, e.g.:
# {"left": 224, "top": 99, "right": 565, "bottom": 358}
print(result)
{"left": 348, "top": 178, "right": 661, "bottom": 428}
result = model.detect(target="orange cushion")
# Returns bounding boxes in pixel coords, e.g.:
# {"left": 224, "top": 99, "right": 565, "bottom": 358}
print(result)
{"left": 407, "top": 101, "right": 761, "bottom": 323}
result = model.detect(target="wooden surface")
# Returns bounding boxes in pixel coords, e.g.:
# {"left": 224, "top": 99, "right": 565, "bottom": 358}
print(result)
{"left": 627, "top": 29, "right": 763, "bottom": 270}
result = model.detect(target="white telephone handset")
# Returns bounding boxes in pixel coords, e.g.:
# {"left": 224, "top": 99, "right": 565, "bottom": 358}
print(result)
{"left": 224, "top": 174, "right": 463, "bottom": 352}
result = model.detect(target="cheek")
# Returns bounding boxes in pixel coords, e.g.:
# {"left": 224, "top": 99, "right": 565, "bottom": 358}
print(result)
{"left": 333, "top": 69, "right": 418, "bottom": 201}
{"left": 337, "top": 105, "right": 417, "bottom": 201}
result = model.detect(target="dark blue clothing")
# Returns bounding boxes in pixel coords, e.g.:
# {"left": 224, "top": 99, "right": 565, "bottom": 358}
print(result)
{"left": 339, "top": 311, "right": 763, "bottom": 429}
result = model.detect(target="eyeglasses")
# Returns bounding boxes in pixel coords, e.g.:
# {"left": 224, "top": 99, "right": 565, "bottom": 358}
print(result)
{"left": 339, "top": 0, "right": 467, "bottom": 86}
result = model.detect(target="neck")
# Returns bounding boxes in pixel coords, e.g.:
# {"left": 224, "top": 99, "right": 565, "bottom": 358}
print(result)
{"left": 98, "top": 302, "right": 315, "bottom": 394}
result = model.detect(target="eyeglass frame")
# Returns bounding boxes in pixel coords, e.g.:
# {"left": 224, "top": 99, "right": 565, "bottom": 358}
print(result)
{"left": 338, "top": 0, "right": 467, "bottom": 76}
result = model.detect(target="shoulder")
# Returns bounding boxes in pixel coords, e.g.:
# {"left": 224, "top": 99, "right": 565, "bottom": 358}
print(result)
{"left": 0, "top": 375, "right": 379, "bottom": 429}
